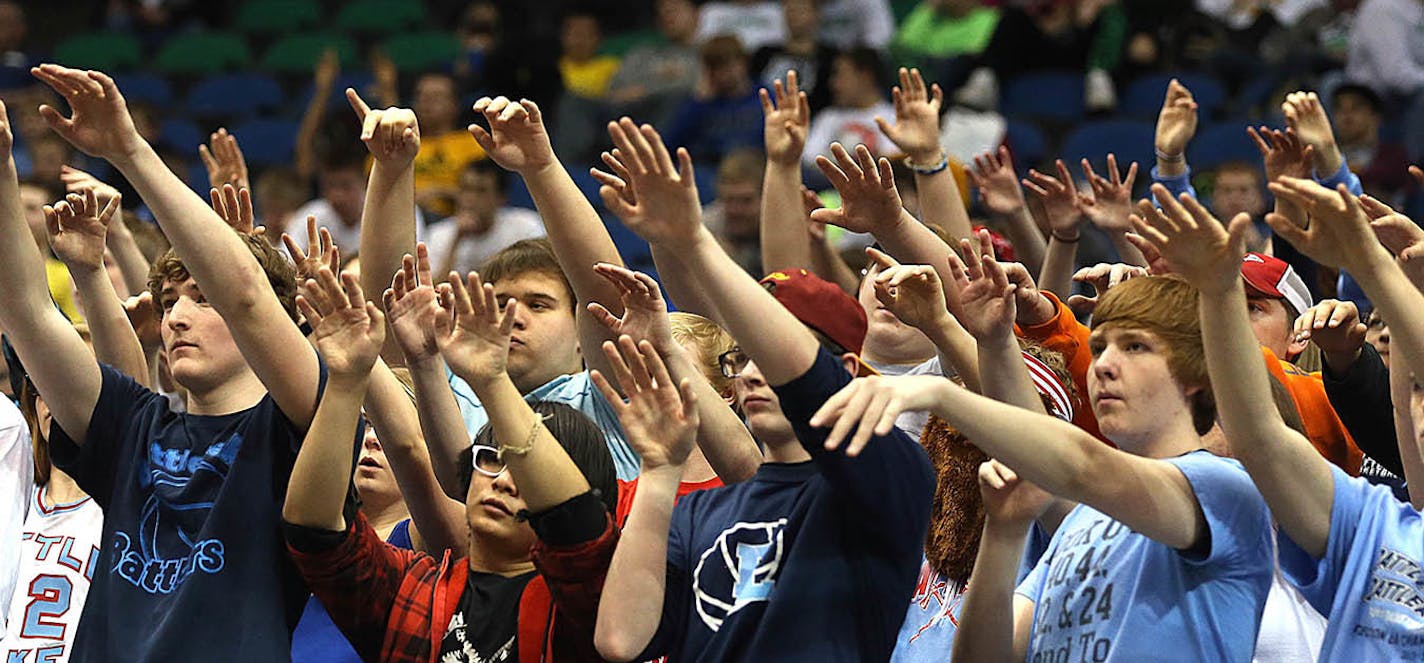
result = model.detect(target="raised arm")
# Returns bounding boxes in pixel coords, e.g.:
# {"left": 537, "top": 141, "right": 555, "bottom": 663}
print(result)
{"left": 0, "top": 99, "right": 101, "bottom": 441}
{"left": 436, "top": 270, "right": 591, "bottom": 511}
{"left": 877, "top": 67, "right": 973, "bottom": 243}
{"left": 1283, "top": 91, "right": 1356, "bottom": 190}
{"left": 45, "top": 189, "right": 148, "bottom": 383}
{"left": 199, "top": 128, "right": 251, "bottom": 194}
{"left": 348, "top": 89, "right": 422, "bottom": 364}
{"left": 1024, "top": 160, "right": 1086, "bottom": 298}
{"left": 758, "top": 71, "right": 816, "bottom": 274}
{"left": 1153, "top": 79, "right": 1197, "bottom": 182}
{"left": 1135, "top": 182, "right": 1333, "bottom": 557}
{"left": 592, "top": 338, "right": 700, "bottom": 662}
{"left": 866, "top": 248, "right": 981, "bottom": 393}
{"left": 952, "top": 460, "right": 1044, "bottom": 663}
{"left": 1079, "top": 155, "right": 1146, "bottom": 266}
{"left": 59, "top": 165, "right": 149, "bottom": 294}
{"left": 283, "top": 268, "right": 385, "bottom": 531}
{"left": 294, "top": 50, "right": 340, "bottom": 180}
{"left": 469, "top": 97, "right": 625, "bottom": 379}
{"left": 34, "top": 64, "right": 321, "bottom": 427}
{"left": 953, "top": 230, "right": 1050, "bottom": 414}
{"left": 1247, "top": 126, "right": 1314, "bottom": 231}
{"left": 968, "top": 146, "right": 1045, "bottom": 275}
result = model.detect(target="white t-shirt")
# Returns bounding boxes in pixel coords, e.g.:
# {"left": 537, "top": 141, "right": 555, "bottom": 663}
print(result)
{"left": 5, "top": 484, "right": 103, "bottom": 663}
{"left": 422, "top": 208, "right": 546, "bottom": 275}
{"left": 818, "top": 0, "right": 895, "bottom": 48}
{"left": 1254, "top": 545, "right": 1327, "bottom": 663}
{"left": 287, "top": 198, "right": 428, "bottom": 258}
{"left": 802, "top": 101, "right": 897, "bottom": 170}
{"left": 696, "top": 1, "right": 786, "bottom": 51}
{"left": 0, "top": 397, "right": 31, "bottom": 644}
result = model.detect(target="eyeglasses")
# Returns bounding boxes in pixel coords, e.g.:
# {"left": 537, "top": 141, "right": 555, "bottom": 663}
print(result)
{"left": 471, "top": 445, "right": 507, "bottom": 478}
{"left": 718, "top": 347, "right": 749, "bottom": 379}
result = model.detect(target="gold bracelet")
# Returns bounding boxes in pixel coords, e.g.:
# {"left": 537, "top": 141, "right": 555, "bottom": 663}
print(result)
{"left": 498, "top": 413, "right": 551, "bottom": 461}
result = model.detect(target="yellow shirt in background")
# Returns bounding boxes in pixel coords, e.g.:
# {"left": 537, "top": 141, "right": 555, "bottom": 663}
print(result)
{"left": 559, "top": 55, "right": 621, "bottom": 99}
{"left": 414, "top": 131, "right": 487, "bottom": 217}
{"left": 46, "top": 258, "right": 82, "bottom": 323}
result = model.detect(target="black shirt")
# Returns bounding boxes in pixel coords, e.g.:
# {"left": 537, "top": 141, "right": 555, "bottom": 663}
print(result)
{"left": 438, "top": 568, "right": 537, "bottom": 663}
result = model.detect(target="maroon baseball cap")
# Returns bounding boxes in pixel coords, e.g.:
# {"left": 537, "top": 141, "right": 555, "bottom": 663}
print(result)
{"left": 760, "top": 269, "right": 868, "bottom": 356}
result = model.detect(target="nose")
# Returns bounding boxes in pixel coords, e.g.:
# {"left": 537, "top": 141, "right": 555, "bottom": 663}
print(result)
{"left": 507, "top": 300, "right": 528, "bottom": 330}
{"left": 165, "top": 296, "right": 195, "bottom": 331}
{"left": 737, "top": 361, "right": 767, "bottom": 388}
{"left": 1091, "top": 346, "right": 1119, "bottom": 382}
{"left": 362, "top": 428, "right": 381, "bottom": 451}
{"left": 491, "top": 466, "right": 519, "bottom": 496}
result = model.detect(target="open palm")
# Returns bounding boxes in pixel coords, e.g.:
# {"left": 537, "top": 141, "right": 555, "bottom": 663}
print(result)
{"left": 435, "top": 271, "right": 517, "bottom": 383}
{"left": 383, "top": 244, "right": 444, "bottom": 364}
{"left": 468, "top": 96, "right": 555, "bottom": 174}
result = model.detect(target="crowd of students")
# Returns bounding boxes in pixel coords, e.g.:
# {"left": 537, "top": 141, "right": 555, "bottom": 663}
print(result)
{"left": 3, "top": 14, "right": 1424, "bottom": 662}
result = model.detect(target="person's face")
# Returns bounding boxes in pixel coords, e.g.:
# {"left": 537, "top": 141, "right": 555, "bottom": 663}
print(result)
{"left": 858, "top": 264, "right": 936, "bottom": 360}
{"left": 829, "top": 56, "right": 873, "bottom": 106}
{"left": 1088, "top": 327, "right": 1198, "bottom": 450}
{"left": 457, "top": 169, "right": 502, "bottom": 221}
{"left": 319, "top": 168, "right": 366, "bottom": 225}
{"left": 1365, "top": 313, "right": 1390, "bottom": 367}
{"left": 561, "top": 16, "right": 602, "bottom": 61}
{"left": 464, "top": 452, "right": 536, "bottom": 556}
{"left": 705, "top": 60, "right": 749, "bottom": 97}
{"left": 657, "top": 0, "right": 698, "bottom": 42}
{"left": 732, "top": 359, "right": 797, "bottom": 442}
{"left": 414, "top": 75, "right": 459, "bottom": 132}
{"left": 30, "top": 140, "right": 67, "bottom": 184}
{"left": 493, "top": 273, "right": 582, "bottom": 393}
{"left": 354, "top": 426, "right": 401, "bottom": 502}
{"left": 158, "top": 276, "right": 249, "bottom": 394}
{"left": 783, "top": 0, "right": 819, "bottom": 37}
{"left": 1212, "top": 170, "right": 1265, "bottom": 219}
{"left": 1332, "top": 93, "right": 1379, "bottom": 145}
{"left": 716, "top": 179, "right": 761, "bottom": 239}
{"left": 1246, "top": 294, "right": 1303, "bottom": 359}
{"left": 18, "top": 184, "right": 48, "bottom": 250}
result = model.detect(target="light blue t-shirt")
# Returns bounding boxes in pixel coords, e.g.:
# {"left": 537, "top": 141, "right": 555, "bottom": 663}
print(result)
{"left": 448, "top": 369, "right": 637, "bottom": 480}
{"left": 1278, "top": 465, "right": 1424, "bottom": 661}
{"left": 1016, "top": 451, "right": 1273, "bottom": 662}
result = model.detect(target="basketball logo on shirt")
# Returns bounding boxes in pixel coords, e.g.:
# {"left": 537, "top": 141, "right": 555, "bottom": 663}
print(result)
{"left": 692, "top": 519, "right": 787, "bottom": 631}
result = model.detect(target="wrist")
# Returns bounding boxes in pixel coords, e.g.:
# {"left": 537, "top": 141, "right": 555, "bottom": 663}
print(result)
{"left": 1050, "top": 229, "right": 1081, "bottom": 242}
{"left": 1019, "top": 294, "right": 1058, "bottom": 327}
{"left": 327, "top": 371, "right": 372, "bottom": 391}
{"left": 1313, "top": 145, "right": 1343, "bottom": 175}
{"left": 906, "top": 146, "right": 943, "bottom": 167}
{"left": 1322, "top": 348, "right": 1362, "bottom": 374}
{"left": 905, "top": 151, "right": 949, "bottom": 176}
{"left": 514, "top": 159, "right": 560, "bottom": 180}
{"left": 983, "top": 513, "right": 1035, "bottom": 537}
{"left": 640, "top": 463, "right": 686, "bottom": 483}
{"left": 105, "top": 136, "right": 154, "bottom": 170}
{"left": 66, "top": 261, "right": 107, "bottom": 277}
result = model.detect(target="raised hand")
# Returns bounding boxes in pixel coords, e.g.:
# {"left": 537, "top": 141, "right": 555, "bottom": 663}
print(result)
{"left": 1247, "top": 126, "right": 1313, "bottom": 183}
{"left": 978, "top": 459, "right": 1052, "bottom": 527}
{"left": 1078, "top": 155, "right": 1138, "bottom": 233}
{"left": 434, "top": 270, "right": 518, "bottom": 383}
{"left": 382, "top": 243, "right": 444, "bottom": 365}
{"left": 1001, "top": 261, "right": 1058, "bottom": 326}
{"left": 1293, "top": 299, "right": 1366, "bottom": 354}
{"left": 1154, "top": 78, "right": 1198, "bottom": 158}
{"left": 587, "top": 263, "right": 676, "bottom": 354}
{"left": 44, "top": 188, "right": 121, "bottom": 270}
{"left": 348, "top": 88, "right": 420, "bottom": 166}
{"left": 954, "top": 229, "right": 1018, "bottom": 341}
{"left": 812, "top": 142, "right": 904, "bottom": 235}
{"left": 809, "top": 373, "right": 948, "bottom": 456}
{"left": 199, "top": 127, "right": 251, "bottom": 191}
{"left": 875, "top": 67, "right": 944, "bottom": 164}
{"left": 760, "top": 70, "right": 810, "bottom": 165}
{"left": 1022, "top": 160, "right": 1083, "bottom": 239}
{"left": 1266, "top": 177, "right": 1387, "bottom": 273}
{"left": 1065, "top": 262, "right": 1147, "bottom": 316}
{"left": 124, "top": 292, "right": 162, "bottom": 350}
{"left": 968, "top": 146, "right": 1026, "bottom": 216}
{"left": 1130, "top": 183, "right": 1251, "bottom": 294}
{"left": 59, "top": 165, "right": 122, "bottom": 211}
{"left": 295, "top": 267, "right": 386, "bottom": 381}
{"left": 0, "top": 99, "right": 12, "bottom": 157}
{"left": 1123, "top": 232, "right": 1172, "bottom": 275}
{"left": 594, "top": 118, "right": 703, "bottom": 247}
{"left": 31, "top": 65, "right": 144, "bottom": 161}
{"left": 1359, "top": 194, "right": 1424, "bottom": 254}
{"left": 589, "top": 336, "right": 699, "bottom": 472}
{"left": 468, "top": 96, "right": 555, "bottom": 174}
{"left": 867, "top": 247, "right": 950, "bottom": 333}
{"left": 209, "top": 183, "right": 261, "bottom": 236}
{"left": 1282, "top": 91, "right": 1341, "bottom": 173}
{"left": 282, "top": 215, "right": 340, "bottom": 287}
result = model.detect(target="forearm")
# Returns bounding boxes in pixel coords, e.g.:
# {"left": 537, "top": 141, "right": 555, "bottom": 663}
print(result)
{"left": 667, "top": 349, "right": 761, "bottom": 483}
{"left": 996, "top": 208, "right": 1046, "bottom": 276}
{"left": 107, "top": 221, "right": 150, "bottom": 297}
{"left": 69, "top": 265, "right": 148, "bottom": 385}
{"left": 283, "top": 376, "right": 367, "bottom": 531}
{"left": 364, "top": 359, "right": 466, "bottom": 552}
{"left": 809, "top": 233, "right": 860, "bottom": 294}
{"left": 595, "top": 467, "right": 677, "bottom": 661}
{"left": 924, "top": 312, "right": 981, "bottom": 393}
{"left": 1198, "top": 285, "right": 1333, "bottom": 556}
{"left": 951, "top": 520, "right": 1029, "bottom": 663}
{"left": 760, "top": 163, "right": 814, "bottom": 273}
{"left": 0, "top": 159, "right": 61, "bottom": 316}
{"left": 459, "top": 369, "right": 590, "bottom": 511}
{"left": 649, "top": 245, "right": 716, "bottom": 316}
{"left": 1108, "top": 231, "right": 1147, "bottom": 267}
{"left": 294, "top": 86, "right": 331, "bottom": 180}
{"left": 1390, "top": 362, "right": 1424, "bottom": 509}
{"left": 878, "top": 209, "right": 962, "bottom": 312}
{"left": 1038, "top": 236, "right": 1078, "bottom": 299}
{"left": 914, "top": 166, "right": 973, "bottom": 243}
{"left": 409, "top": 358, "right": 474, "bottom": 499}
{"left": 978, "top": 332, "right": 1045, "bottom": 414}
{"left": 359, "top": 162, "right": 418, "bottom": 363}
{"left": 522, "top": 163, "right": 625, "bottom": 304}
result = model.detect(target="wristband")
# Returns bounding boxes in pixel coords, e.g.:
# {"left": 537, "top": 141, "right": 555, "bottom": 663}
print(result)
{"left": 1154, "top": 148, "right": 1185, "bottom": 164}
{"left": 906, "top": 153, "right": 950, "bottom": 176}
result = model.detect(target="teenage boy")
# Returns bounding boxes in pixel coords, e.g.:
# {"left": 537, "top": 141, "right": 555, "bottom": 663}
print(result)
{"left": 811, "top": 269, "right": 1275, "bottom": 660}
{"left": 4, "top": 65, "right": 409, "bottom": 661}
{"left": 1165, "top": 173, "right": 1424, "bottom": 660}
{"left": 593, "top": 118, "right": 933, "bottom": 661}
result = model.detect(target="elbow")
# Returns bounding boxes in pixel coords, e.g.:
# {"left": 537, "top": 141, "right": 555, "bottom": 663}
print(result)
{"left": 594, "top": 625, "right": 642, "bottom": 663}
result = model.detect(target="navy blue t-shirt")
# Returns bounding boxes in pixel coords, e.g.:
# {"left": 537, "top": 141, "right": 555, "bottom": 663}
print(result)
{"left": 49, "top": 363, "right": 323, "bottom": 662}
{"left": 638, "top": 349, "right": 935, "bottom": 661}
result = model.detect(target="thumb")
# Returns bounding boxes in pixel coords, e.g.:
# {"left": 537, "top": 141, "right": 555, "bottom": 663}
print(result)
{"left": 874, "top": 116, "right": 897, "bottom": 142}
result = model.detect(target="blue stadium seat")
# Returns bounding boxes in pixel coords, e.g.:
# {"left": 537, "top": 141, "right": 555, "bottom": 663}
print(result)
{"left": 297, "top": 73, "right": 375, "bottom": 113}
{"left": 1000, "top": 72, "right": 1084, "bottom": 123}
{"left": 1120, "top": 73, "right": 1227, "bottom": 120}
{"left": 1058, "top": 120, "right": 1155, "bottom": 173}
{"left": 1004, "top": 120, "right": 1047, "bottom": 168}
{"left": 112, "top": 74, "right": 173, "bottom": 106}
{"left": 185, "top": 73, "right": 284, "bottom": 118}
{"left": 1187, "top": 122, "right": 1265, "bottom": 171}
{"left": 230, "top": 119, "right": 299, "bottom": 167}
{"left": 159, "top": 118, "right": 203, "bottom": 153}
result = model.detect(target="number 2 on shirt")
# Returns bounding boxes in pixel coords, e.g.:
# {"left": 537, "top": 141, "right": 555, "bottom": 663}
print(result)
{"left": 20, "top": 574, "right": 72, "bottom": 640}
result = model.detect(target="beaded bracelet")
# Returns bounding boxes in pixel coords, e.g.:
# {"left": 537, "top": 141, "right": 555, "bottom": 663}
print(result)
{"left": 906, "top": 153, "right": 950, "bottom": 176}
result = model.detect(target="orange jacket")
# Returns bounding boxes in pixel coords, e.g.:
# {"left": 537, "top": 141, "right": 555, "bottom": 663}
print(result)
{"left": 1262, "top": 347, "right": 1364, "bottom": 475}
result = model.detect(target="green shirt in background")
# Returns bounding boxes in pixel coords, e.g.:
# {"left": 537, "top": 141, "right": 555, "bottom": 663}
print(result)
{"left": 893, "top": 4, "right": 1000, "bottom": 58}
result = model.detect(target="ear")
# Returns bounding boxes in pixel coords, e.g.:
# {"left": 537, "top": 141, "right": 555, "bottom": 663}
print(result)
{"left": 1286, "top": 334, "right": 1308, "bottom": 360}
{"left": 840, "top": 352, "right": 861, "bottom": 377}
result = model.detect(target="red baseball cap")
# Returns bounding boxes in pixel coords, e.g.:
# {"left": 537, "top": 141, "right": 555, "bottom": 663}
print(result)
{"left": 1240, "top": 252, "right": 1312, "bottom": 316}
{"left": 760, "top": 269, "right": 868, "bottom": 356}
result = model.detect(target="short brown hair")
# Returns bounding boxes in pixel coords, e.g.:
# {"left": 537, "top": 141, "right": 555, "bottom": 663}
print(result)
{"left": 1092, "top": 276, "right": 1214, "bottom": 434}
{"left": 669, "top": 312, "right": 737, "bottom": 397}
{"left": 147, "top": 233, "right": 299, "bottom": 321}
{"left": 717, "top": 149, "right": 765, "bottom": 186}
{"left": 700, "top": 35, "right": 746, "bottom": 68}
{"left": 478, "top": 238, "right": 574, "bottom": 310}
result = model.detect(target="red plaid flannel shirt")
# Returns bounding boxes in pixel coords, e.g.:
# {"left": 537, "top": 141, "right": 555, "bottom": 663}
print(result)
{"left": 288, "top": 510, "right": 617, "bottom": 663}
